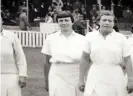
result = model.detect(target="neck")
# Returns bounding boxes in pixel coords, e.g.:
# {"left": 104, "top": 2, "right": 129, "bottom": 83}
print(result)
{"left": 61, "top": 29, "right": 73, "bottom": 37}
{"left": 100, "top": 29, "right": 113, "bottom": 37}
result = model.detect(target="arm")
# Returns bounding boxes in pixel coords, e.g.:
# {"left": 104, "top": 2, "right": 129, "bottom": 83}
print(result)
{"left": 79, "top": 51, "right": 91, "bottom": 83}
{"left": 124, "top": 56, "right": 133, "bottom": 78}
{"left": 41, "top": 35, "right": 51, "bottom": 91}
{"left": 43, "top": 54, "right": 51, "bottom": 91}
{"left": 123, "top": 36, "right": 133, "bottom": 93}
{"left": 23, "top": 14, "right": 32, "bottom": 29}
{"left": 79, "top": 51, "right": 91, "bottom": 92}
{"left": 13, "top": 33, "right": 27, "bottom": 88}
{"left": 124, "top": 56, "right": 133, "bottom": 93}
{"left": 13, "top": 33, "right": 27, "bottom": 77}
{"left": 123, "top": 36, "right": 133, "bottom": 78}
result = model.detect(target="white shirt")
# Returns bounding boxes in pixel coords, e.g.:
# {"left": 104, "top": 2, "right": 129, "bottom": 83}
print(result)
{"left": 127, "top": 35, "right": 133, "bottom": 63}
{"left": 84, "top": 30, "right": 129, "bottom": 65}
{"left": 0, "top": 30, "right": 27, "bottom": 77}
{"left": 41, "top": 31, "right": 86, "bottom": 63}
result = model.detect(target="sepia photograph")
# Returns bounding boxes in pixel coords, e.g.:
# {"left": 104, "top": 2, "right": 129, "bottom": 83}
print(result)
{"left": 1, "top": 0, "right": 133, "bottom": 96}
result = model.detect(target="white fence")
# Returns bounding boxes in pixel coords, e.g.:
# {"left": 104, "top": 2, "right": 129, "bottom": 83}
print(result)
{"left": 13, "top": 30, "right": 45, "bottom": 47}
{"left": 10, "top": 30, "right": 132, "bottom": 48}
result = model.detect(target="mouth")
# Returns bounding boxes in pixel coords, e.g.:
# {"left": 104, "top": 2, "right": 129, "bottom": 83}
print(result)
{"left": 61, "top": 25, "right": 67, "bottom": 27}
{"left": 103, "top": 26, "right": 110, "bottom": 28}
{"left": 104, "top": 26, "right": 110, "bottom": 27}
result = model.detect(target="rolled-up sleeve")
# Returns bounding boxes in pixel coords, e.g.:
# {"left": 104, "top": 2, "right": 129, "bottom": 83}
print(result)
{"left": 12, "top": 33, "right": 27, "bottom": 77}
{"left": 41, "top": 36, "right": 51, "bottom": 56}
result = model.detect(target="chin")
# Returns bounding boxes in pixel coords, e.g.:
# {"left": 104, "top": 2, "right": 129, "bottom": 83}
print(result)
{"left": 61, "top": 28, "right": 68, "bottom": 31}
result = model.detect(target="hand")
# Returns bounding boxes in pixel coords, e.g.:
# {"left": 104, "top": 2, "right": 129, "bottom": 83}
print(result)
{"left": 127, "top": 78, "right": 133, "bottom": 94}
{"left": 78, "top": 82, "right": 85, "bottom": 92}
{"left": 19, "top": 76, "right": 27, "bottom": 88}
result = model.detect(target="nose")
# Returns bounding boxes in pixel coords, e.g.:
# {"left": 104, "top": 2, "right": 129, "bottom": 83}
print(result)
{"left": 105, "top": 21, "right": 110, "bottom": 26}
{"left": 61, "top": 20, "right": 66, "bottom": 24}
{"left": 105, "top": 20, "right": 109, "bottom": 24}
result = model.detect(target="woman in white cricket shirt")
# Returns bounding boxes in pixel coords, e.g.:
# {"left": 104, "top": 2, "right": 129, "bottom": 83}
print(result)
{"left": 41, "top": 11, "right": 85, "bottom": 96}
{"left": 0, "top": 15, "right": 27, "bottom": 96}
{"left": 79, "top": 11, "right": 133, "bottom": 96}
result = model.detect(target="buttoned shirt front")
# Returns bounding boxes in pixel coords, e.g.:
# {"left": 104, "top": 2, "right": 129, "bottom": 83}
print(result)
{"left": 0, "top": 30, "right": 27, "bottom": 77}
{"left": 84, "top": 30, "right": 129, "bottom": 65}
{"left": 41, "top": 31, "right": 86, "bottom": 63}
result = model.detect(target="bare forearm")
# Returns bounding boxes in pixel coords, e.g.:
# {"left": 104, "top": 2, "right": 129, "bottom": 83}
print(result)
{"left": 79, "top": 52, "right": 91, "bottom": 83}
{"left": 44, "top": 63, "right": 51, "bottom": 82}
{"left": 43, "top": 55, "right": 51, "bottom": 82}
{"left": 125, "top": 56, "right": 133, "bottom": 78}
{"left": 80, "top": 60, "right": 91, "bottom": 82}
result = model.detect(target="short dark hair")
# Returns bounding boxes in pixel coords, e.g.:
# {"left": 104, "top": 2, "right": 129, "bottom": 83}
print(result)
{"left": 56, "top": 11, "right": 74, "bottom": 23}
{"left": 96, "top": 10, "right": 114, "bottom": 22}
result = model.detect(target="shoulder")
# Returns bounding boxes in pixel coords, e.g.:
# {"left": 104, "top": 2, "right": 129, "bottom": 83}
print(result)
{"left": 75, "top": 32, "right": 85, "bottom": 38}
{"left": 46, "top": 31, "right": 60, "bottom": 40}
{"left": 127, "top": 35, "right": 133, "bottom": 44}
{"left": 73, "top": 32, "right": 86, "bottom": 41}
{"left": 85, "top": 31, "right": 98, "bottom": 40}
{"left": 86, "top": 31, "right": 97, "bottom": 37}
{"left": 3, "top": 30, "right": 16, "bottom": 38}
{"left": 112, "top": 31, "right": 126, "bottom": 39}
{"left": 3, "top": 30, "right": 18, "bottom": 43}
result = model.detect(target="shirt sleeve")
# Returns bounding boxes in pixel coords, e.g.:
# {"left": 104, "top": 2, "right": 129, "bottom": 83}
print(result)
{"left": 128, "top": 37, "right": 133, "bottom": 55}
{"left": 130, "top": 37, "right": 133, "bottom": 63}
{"left": 83, "top": 35, "right": 91, "bottom": 54}
{"left": 41, "top": 35, "right": 51, "bottom": 55}
{"left": 122, "top": 35, "right": 130, "bottom": 57}
{"left": 12, "top": 33, "right": 27, "bottom": 77}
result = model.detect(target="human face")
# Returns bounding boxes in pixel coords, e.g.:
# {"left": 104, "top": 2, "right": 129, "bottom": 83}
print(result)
{"left": 57, "top": 17, "right": 73, "bottom": 31}
{"left": 99, "top": 15, "right": 114, "bottom": 33}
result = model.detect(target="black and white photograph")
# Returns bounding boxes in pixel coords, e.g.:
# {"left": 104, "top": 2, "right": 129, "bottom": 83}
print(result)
{"left": 1, "top": 0, "right": 133, "bottom": 96}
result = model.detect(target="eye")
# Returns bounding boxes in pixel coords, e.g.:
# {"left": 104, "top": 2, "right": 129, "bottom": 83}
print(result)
{"left": 102, "top": 19, "right": 107, "bottom": 22}
{"left": 108, "top": 20, "right": 112, "bottom": 22}
{"left": 65, "top": 19, "right": 69, "bottom": 22}
{"left": 58, "top": 20, "right": 63, "bottom": 22}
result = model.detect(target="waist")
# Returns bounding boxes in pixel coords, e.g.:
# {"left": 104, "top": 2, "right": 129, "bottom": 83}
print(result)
{"left": 1, "top": 63, "right": 18, "bottom": 74}
{"left": 92, "top": 62, "right": 120, "bottom": 66}
{"left": 51, "top": 60, "right": 80, "bottom": 64}
{"left": 51, "top": 63, "right": 79, "bottom": 72}
{"left": 90, "top": 64, "right": 123, "bottom": 74}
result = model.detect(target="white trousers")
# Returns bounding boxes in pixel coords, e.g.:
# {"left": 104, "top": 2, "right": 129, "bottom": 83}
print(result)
{"left": 49, "top": 63, "right": 83, "bottom": 96}
{"left": 1, "top": 74, "right": 22, "bottom": 96}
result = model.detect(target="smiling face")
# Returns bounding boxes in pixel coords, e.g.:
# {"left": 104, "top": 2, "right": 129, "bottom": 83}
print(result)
{"left": 99, "top": 15, "right": 114, "bottom": 34}
{"left": 57, "top": 17, "right": 73, "bottom": 31}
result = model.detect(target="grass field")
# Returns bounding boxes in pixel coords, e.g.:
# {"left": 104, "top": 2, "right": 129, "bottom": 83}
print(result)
{"left": 22, "top": 48, "right": 48, "bottom": 96}
{"left": 22, "top": 47, "right": 133, "bottom": 96}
